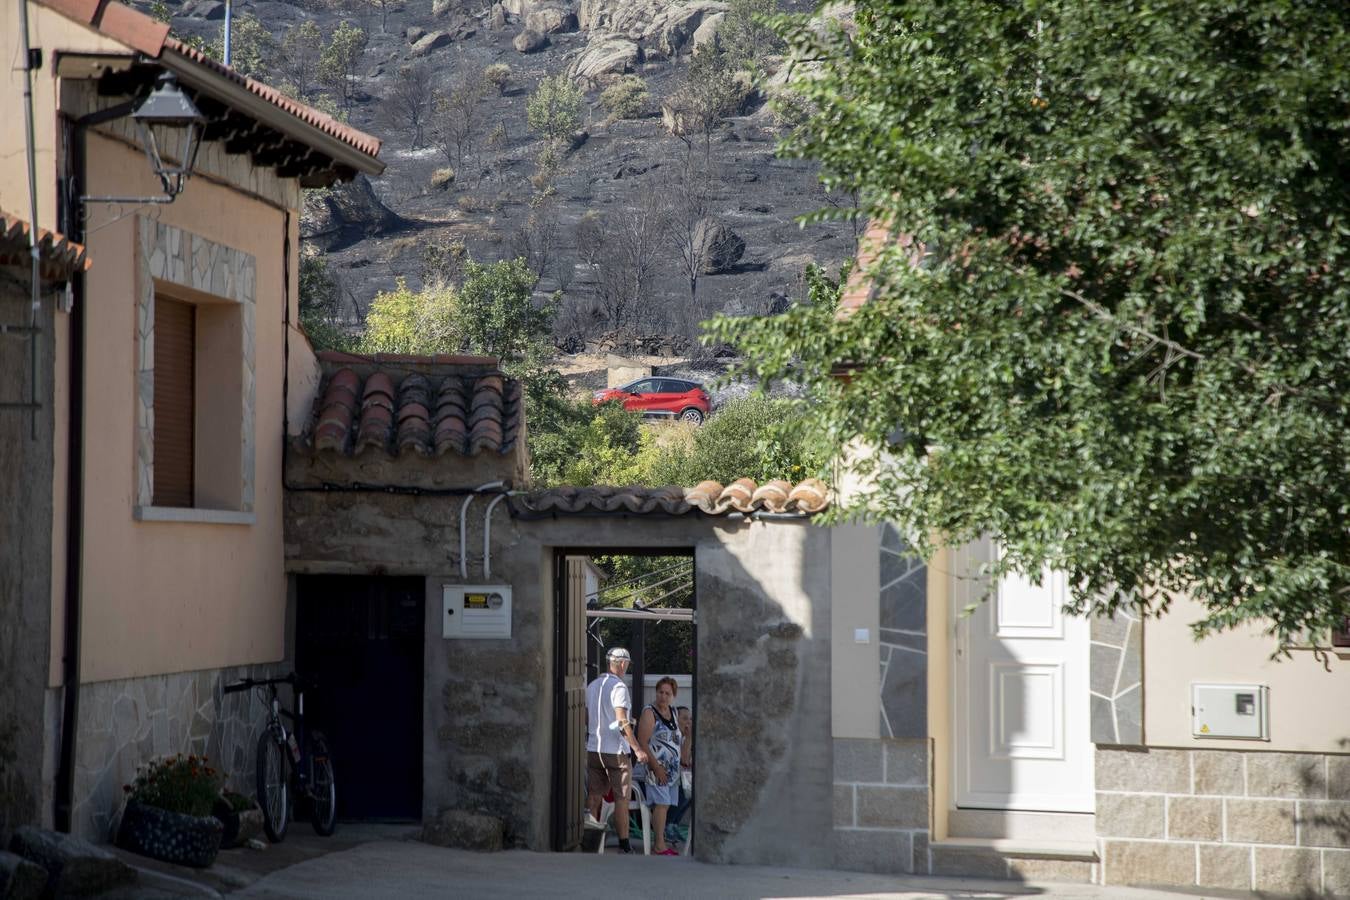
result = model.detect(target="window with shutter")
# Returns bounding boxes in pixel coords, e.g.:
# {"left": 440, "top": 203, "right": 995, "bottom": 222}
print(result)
{"left": 153, "top": 296, "right": 195, "bottom": 507}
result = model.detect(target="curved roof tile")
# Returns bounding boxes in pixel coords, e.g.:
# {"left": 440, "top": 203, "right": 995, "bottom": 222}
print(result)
{"left": 298, "top": 364, "right": 522, "bottom": 458}
{"left": 510, "top": 479, "right": 831, "bottom": 518}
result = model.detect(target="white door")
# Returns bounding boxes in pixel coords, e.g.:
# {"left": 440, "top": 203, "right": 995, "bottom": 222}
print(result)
{"left": 952, "top": 539, "right": 1093, "bottom": 812}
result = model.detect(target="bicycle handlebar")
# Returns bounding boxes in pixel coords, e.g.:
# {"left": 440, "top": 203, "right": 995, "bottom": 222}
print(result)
{"left": 222, "top": 673, "right": 316, "bottom": 694}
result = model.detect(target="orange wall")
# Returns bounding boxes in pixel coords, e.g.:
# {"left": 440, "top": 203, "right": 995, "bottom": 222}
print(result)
{"left": 70, "top": 132, "right": 292, "bottom": 682}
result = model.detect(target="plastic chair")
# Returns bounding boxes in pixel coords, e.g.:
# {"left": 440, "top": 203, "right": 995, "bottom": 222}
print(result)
{"left": 596, "top": 783, "right": 651, "bottom": 855}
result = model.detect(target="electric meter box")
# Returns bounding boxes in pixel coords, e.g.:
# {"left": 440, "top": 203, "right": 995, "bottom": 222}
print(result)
{"left": 1191, "top": 683, "right": 1269, "bottom": 740}
{"left": 443, "top": 585, "right": 512, "bottom": 639}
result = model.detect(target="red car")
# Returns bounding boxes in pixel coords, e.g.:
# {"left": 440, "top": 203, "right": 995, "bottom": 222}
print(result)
{"left": 592, "top": 378, "right": 712, "bottom": 424}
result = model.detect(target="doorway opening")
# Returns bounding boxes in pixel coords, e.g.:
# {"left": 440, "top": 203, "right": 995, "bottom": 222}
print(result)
{"left": 296, "top": 574, "right": 425, "bottom": 822}
{"left": 551, "top": 550, "right": 696, "bottom": 852}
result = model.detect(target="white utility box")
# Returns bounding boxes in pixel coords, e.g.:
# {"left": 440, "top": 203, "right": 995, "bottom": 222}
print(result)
{"left": 1191, "top": 683, "right": 1269, "bottom": 740}
{"left": 443, "top": 585, "right": 512, "bottom": 639}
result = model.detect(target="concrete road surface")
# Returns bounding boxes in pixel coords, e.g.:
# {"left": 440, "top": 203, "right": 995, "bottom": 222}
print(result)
{"left": 229, "top": 841, "right": 1212, "bottom": 900}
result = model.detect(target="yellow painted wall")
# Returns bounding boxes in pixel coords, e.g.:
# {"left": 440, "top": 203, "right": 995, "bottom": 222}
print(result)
{"left": 72, "top": 132, "right": 291, "bottom": 682}
{"left": 830, "top": 522, "right": 880, "bottom": 737}
{"left": 1144, "top": 596, "right": 1350, "bottom": 753}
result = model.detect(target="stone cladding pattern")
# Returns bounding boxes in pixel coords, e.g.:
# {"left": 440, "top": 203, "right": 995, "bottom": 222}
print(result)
{"left": 878, "top": 524, "right": 926, "bottom": 739}
{"left": 136, "top": 217, "right": 256, "bottom": 511}
{"left": 68, "top": 662, "right": 285, "bottom": 842}
{"left": 1090, "top": 609, "right": 1142, "bottom": 745}
{"left": 1097, "top": 746, "right": 1350, "bottom": 895}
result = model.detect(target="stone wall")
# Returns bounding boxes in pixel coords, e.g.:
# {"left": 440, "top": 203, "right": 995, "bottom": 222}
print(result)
{"left": 0, "top": 276, "right": 56, "bottom": 841}
{"left": 1097, "top": 746, "right": 1350, "bottom": 895}
{"left": 68, "top": 662, "right": 286, "bottom": 841}
{"left": 832, "top": 737, "right": 930, "bottom": 874}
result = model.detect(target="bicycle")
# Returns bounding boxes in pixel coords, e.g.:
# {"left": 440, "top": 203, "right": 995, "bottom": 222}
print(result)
{"left": 222, "top": 673, "right": 337, "bottom": 842}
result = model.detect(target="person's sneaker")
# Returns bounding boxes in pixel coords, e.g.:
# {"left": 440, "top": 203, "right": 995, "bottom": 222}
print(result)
{"left": 656, "top": 847, "right": 679, "bottom": 856}
{"left": 583, "top": 812, "right": 606, "bottom": 830}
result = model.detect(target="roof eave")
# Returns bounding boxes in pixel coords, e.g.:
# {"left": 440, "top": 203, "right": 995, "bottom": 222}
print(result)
{"left": 158, "top": 49, "right": 385, "bottom": 180}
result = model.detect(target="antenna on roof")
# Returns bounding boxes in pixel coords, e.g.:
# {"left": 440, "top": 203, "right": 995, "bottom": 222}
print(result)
{"left": 223, "top": 0, "right": 233, "bottom": 66}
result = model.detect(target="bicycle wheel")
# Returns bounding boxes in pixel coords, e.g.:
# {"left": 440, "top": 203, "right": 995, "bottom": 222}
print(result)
{"left": 256, "top": 728, "right": 289, "bottom": 842}
{"left": 308, "top": 731, "right": 337, "bottom": 836}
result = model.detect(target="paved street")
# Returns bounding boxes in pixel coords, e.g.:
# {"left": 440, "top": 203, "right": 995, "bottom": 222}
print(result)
{"left": 117, "top": 830, "right": 1215, "bottom": 900}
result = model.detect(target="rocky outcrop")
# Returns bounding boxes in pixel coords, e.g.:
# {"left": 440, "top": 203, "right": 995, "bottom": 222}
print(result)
{"left": 570, "top": 37, "right": 640, "bottom": 82}
{"left": 488, "top": 3, "right": 508, "bottom": 29}
{"left": 694, "top": 218, "right": 746, "bottom": 273}
{"left": 303, "top": 177, "right": 407, "bottom": 251}
{"left": 526, "top": 5, "right": 579, "bottom": 34}
{"left": 692, "top": 10, "right": 724, "bottom": 48}
{"left": 410, "top": 31, "right": 454, "bottom": 56}
{"left": 580, "top": 0, "right": 726, "bottom": 56}
{"left": 513, "top": 29, "right": 549, "bottom": 52}
{"left": 406, "top": 25, "right": 427, "bottom": 43}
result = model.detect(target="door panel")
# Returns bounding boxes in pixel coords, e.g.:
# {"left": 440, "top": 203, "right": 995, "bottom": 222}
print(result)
{"left": 296, "top": 575, "right": 424, "bottom": 821}
{"left": 953, "top": 540, "right": 1093, "bottom": 812}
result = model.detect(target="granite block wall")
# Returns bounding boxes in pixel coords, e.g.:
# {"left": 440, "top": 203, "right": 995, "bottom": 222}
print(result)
{"left": 1098, "top": 746, "right": 1350, "bottom": 895}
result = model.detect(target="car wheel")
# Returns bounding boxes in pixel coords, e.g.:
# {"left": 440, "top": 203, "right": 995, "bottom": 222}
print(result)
{"left": 679, "top": 408, "right": 705, "bottom": 425}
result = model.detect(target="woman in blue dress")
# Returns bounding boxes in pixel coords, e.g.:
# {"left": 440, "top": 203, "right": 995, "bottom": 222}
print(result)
{"left": 636, "top": 677, "right": 683, "bottom": 855}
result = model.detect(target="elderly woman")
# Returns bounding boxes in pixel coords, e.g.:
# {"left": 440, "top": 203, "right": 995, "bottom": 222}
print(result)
{"left": 636, "top": 676, "right": 683, "bottom": 855}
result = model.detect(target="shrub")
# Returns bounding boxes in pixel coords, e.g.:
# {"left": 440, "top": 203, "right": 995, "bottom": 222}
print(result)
{"left": 600, "top": 76, "right": 650, "bottom": 121}
{"left": 123, "top": 754, "right": 224, "bottom": 818}
{"left": 430, "top": 167, "right": 455, "bottom": 190}
{"left": 483, "top": 63, "right": 512, "bottom": 95}
{"left": 527, "top": 74, "right": 584, "bottom": 144}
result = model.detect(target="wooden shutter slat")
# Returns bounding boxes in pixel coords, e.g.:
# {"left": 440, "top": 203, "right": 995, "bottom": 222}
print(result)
{"left": 153, "top": 297, "right": 195, "bottom": 507}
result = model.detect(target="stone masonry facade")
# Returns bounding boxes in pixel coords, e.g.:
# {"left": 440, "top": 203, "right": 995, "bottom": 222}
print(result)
{"left": 1097, "top": 746, "right": 1350, "bottom": 895}
{"left": 833, "top": 737, "right": 931, "bottom": 874}
{"left": 66, "top": 662, "right": 285, "bottom": 841}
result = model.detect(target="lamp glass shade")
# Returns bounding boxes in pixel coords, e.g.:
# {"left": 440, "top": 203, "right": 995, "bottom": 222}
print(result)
{"left": 132, "top": 74, "right": 206, "bottom": 197}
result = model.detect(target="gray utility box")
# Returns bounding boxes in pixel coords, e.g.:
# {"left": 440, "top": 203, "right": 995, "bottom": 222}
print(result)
{"left": 1191, "top": 683, "right": 1269, "bottom": 740}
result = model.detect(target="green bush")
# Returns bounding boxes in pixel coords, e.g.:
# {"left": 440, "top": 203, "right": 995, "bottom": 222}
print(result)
{"left": 483, "top": 63, "right": 512, "bottom": 95}
{"left": 600, "top": 76, "right": 650, "bottom": 121}
{"left": 527, "top": 74, "right": 584, "bottom": 143}
{"left": 123, "top": 754, "right": 224, "bottom": 818}
{"left": 644, "top": 396, "right": 824, "bottom": 486}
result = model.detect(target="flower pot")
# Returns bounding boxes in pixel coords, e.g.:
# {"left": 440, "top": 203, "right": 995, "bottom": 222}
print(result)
{"left": 116, "top": 799, "right": 223, "bottom": 868}
{"left": 213, "top": 797, "right": 264, "bottom": 849}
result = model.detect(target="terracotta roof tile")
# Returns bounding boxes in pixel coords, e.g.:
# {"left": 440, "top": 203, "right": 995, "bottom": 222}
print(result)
{"left": 299, "top": 363, "right": 523, "bottom": 458}
{"left": 511, "top": 479, "right": 831, "bottom": 518}
{"left": 34, "top": 0, "right": 381, "bottom": 164}
{"left": 0, "top": 211, "right": 91, "bottom": 279}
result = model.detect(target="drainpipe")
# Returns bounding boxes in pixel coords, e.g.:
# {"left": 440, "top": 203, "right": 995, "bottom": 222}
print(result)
{"left": 222, "top": 0, "right": 233, "bottom": 66}
{"left": 52, "top": 97, "right": 137, "bottom": 834}
{"left": 18, "top": 0, "right": 41, "bottom": 440}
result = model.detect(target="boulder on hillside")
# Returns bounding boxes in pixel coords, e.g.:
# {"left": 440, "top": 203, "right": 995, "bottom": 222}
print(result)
{"left": 432, "top": 0, "right": 460, "bottom": 15}
{"left": 694, "top": 218, "right": 745, "bottom": 273}
{"left": 422, "top": 809, "right": 504, "bottom": 851}
{"left": 569, "top": 37, "right": 639, "bottom": 82}
{"left": 406, "top": 25, "right": 427, "bottom": 44}
{"left": 488, "top": 3, "right": 508, "bottom": 30}
{"left": 513, "top": 29, "right": 549, "bottom": 52}
{"left": 502, "top": 0, "right": 548, "bottom": 17}
{"left": 526, "top": 5, "right": 579, "bottom": 34}
{"left": 692, "top": 11, "right": 724, "bottom": 49}
{"left": 302, "top": 177, "right": 407, "bottom": 252}
{"left": 8, "top": 827, "right": 135, "bottom": 897}
{"left": 188, "top": 0, "right": 225, "bottom": 20}
{"left": 579, "top": 0, "right": 725, "bottom": 55}
{"left": 410, "top": 31, "right": 454, "bottom": 56}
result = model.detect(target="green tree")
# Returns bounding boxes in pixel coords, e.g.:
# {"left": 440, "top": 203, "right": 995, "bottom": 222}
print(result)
{"left": 666, "top": 45, "right": 744, "bottom": 160}
{"left": 298, "top": 246, "right": 354, "bottom": 352}
{"left": 719, "top": 0, "right": 783, "bottom": 69}
{"left": 527, "top": 75, "right": 584, "bottom": 144}
{"left": 225, "top": 14, "right": 275, "bottom": 79}
{"left": 360, "top": 279, "right": 460, "bottom": 354}
{"left": 319, "top": 22, "right": 367, "bottom": 112}
{"left": 712, "top": 1, "right": 1350, "bottom": 644}
{"left": 281, "top": 21, "right": 324, "bottom": 101}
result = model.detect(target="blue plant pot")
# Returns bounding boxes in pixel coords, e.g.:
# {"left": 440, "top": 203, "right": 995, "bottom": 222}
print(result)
{"left": 116, "top": 799, "right": 223, "bottom": 868}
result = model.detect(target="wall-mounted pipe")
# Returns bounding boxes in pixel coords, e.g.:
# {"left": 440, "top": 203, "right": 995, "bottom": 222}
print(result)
{"left": 482, "top": 493, "right": 508, "bottom": 579}
{"left": 459, "top": 481, "right": 504, "bottom": 579}
{"left": 20, "top": 0, "right": 42, "bottom": 439}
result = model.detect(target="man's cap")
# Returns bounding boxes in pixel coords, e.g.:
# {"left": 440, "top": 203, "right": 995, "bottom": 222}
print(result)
{"left": 606, "top": 647, "right": 631, "bottom": 661}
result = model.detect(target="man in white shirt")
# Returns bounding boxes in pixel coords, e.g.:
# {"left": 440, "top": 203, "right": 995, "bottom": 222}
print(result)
{"left": 585, "top": 647, "right": 649, "bottom": 853}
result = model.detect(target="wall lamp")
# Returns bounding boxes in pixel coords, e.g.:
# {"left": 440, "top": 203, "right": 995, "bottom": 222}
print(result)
{"left": 81, "top": 72, "right": 206, "bottom": 206}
